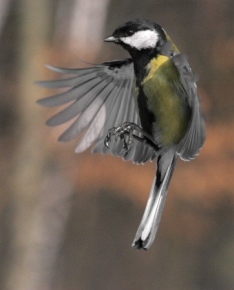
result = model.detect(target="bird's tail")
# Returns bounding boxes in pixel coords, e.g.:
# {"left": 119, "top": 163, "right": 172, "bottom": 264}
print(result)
{"left": 132, "top": 150, "right": 178, "bottom": 250}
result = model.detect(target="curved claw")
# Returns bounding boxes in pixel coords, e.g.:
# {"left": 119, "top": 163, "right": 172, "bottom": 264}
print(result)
{"left": 104, "top": 135, "right": 111, "bottom": 148}
{"left": 104, "top": 122, "right": 140, "bottom": 151}
{"left": 104, "top": 140, "right": 110, "bottom": 148}
{"left": 104, "top": 127, "right": 116, "bottom": 148}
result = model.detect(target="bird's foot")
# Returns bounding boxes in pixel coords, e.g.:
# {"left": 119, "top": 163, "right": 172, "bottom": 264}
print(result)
{"left": 104, "top": 122, "right": 135, "bottom": 151}
{"left": 105, "top": 122, "right": 158, "bottom": 151}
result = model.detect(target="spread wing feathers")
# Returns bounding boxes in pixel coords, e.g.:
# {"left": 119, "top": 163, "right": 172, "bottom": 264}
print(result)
{"left": 37, "top": 59, "right": 156, "bottom": 164}
{"left": 171, "top": 54, "right": 206, "bottom": 161}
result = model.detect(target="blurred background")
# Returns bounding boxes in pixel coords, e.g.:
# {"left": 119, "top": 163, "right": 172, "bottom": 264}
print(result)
{"left": 1, "top": 0, "right": 234, "bottom": 289}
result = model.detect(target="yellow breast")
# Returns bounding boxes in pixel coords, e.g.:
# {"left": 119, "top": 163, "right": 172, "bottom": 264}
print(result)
{"left": 141, "top": 56, "right": 190, "bottom": 146}
{"left": 142, "top": 55, "right": 169, "bottom": 84}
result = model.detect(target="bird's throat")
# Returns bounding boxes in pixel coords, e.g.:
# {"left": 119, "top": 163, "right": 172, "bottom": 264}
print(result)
{"left": 129, "top": 49, "right": 158, "bottom": 83}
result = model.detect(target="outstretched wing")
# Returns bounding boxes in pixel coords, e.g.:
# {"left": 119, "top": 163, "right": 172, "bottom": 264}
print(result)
{"left": 37, "top": 59, "right": 156, "bottom": 164}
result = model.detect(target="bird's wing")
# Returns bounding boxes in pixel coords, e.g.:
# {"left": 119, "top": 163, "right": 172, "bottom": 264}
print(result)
{"left": 37, "top": 59, "right": 156, "bottom": 164}
{"left": 171, "top": 54, "right": 206, "bottom": 161}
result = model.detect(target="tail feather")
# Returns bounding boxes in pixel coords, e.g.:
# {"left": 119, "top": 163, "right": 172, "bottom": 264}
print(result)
{"left": 132, "top": 150, "right": 178, "bottom": 250}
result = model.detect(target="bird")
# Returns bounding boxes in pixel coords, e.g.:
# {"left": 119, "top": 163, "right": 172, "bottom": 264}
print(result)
{"left": 37, "top": 19, "right": 205, "bottom": 250}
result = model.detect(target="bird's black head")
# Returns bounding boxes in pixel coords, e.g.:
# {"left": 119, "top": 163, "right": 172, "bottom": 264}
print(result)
{"left": 104, "top": 19, "right": 167, "bottom": 55}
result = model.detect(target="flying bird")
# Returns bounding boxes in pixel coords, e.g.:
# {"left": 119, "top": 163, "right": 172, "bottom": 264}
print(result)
{"left": 37, "top": 19, "right": 205, "bottom": 250}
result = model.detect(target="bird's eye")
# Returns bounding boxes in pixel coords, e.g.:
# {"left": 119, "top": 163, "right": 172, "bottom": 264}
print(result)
{"left": 126, "top": 30, "right": 134, "bottom": 37}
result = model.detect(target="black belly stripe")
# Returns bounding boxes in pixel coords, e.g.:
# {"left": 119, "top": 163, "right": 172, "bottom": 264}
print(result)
{"left": 137, "top": 85, "right": 156, "bottom": 135}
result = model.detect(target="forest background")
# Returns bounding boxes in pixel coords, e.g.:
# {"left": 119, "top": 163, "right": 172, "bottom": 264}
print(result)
{"left": 0, "top": 1, "right": 234, "bottom": 289}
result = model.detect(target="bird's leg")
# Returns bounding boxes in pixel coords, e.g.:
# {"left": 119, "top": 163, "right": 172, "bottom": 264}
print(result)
{"left": 104, "top": 123, "right": 130, "bottom": 150}
{"left": 104, "top": 122, "right": 157, "bottom": 151}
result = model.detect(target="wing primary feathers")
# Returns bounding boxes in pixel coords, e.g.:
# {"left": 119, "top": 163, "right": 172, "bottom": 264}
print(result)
{"left": 95, "top": 77, "right": 133, "bottom": 154}
{"left": 44, "top": 64, "right": 102, "bottom": 74}
{"left": 45, "top": 76, "right": 114, "bottom": 126}
{"left": 37, "top": 71, "right": 110, "bottom": 106}
{"left": 102, "top": 76, "right": 134, "bottom": 155}
{"left": 92, "top": 80, "right": 127, "bottom": 154}
{"left": 37, "top": 75, "right": 110, "bottom": 107}
{"left": 108, "top": 72, "right": 135, "bottom": 155}
{"left": 38, "top": 59, "right": 155, "bottom": 162}
{"left": 57, "top": 82, "right": 116, "bottom": 142}
{"left": 36, "top": 71, "right": 97, "bottom": 89}
{"left": 74, "top": 80, "right": 123, "bottom": 153}
{"left": 104, "top": 84, "right": 133, "bottom": 153}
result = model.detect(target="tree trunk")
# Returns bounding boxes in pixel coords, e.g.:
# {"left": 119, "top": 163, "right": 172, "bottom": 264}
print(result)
{"left": 5, "top": 1, "right": 51, "bottom": 289}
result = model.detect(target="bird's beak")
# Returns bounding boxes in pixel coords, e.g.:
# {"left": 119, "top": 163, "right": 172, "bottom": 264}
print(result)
{"left": 104, "top": 36, "right": 119, "bottom": 43}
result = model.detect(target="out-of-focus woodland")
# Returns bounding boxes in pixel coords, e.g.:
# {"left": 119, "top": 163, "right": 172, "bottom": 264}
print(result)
{"left": 1, "top": 1, "right": 234, "bottom": 289}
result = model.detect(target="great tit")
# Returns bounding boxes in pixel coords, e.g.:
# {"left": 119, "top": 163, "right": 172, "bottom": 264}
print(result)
{"left": 37, "top": 19, "right": 205, "bottom": 250}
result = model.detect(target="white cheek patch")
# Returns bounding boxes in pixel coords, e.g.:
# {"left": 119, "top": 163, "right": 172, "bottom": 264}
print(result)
{"left": 120, "top": 30, "right": 159, "bottom": 50}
